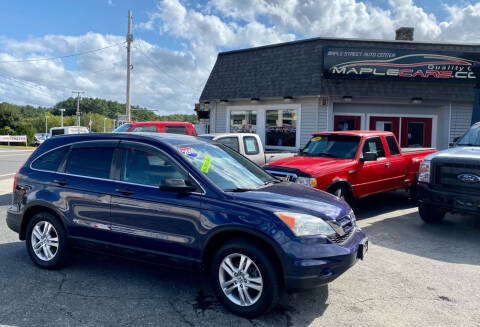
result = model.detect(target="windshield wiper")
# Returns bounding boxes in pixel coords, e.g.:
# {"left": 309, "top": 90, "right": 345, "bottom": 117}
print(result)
{"left": 264, "top": 179, "right": 281, "bottom": 186}
{"left": 315, "top": 152, "right": 336, "bottom": 158}
{"left": 457, "top": 143, "right": 480, "bottom": 147}
{"left": 224, "top": 188, "right": 253, "bottom": 192}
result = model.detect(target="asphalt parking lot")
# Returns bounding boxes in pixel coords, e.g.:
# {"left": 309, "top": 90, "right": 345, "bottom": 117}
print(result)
{"left": 0, "top": 150, "right": 479, "bottom": 327}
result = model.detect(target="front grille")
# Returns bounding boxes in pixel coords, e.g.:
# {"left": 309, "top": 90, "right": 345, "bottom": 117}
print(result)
{"left": 432, "top": 160, "right": 480, "bottom": 195}
{"left": 266, "top": 170, "right": 297, "bottom": 182}
{"left": 327, "top": 214, "right": 355, "bottom": 244}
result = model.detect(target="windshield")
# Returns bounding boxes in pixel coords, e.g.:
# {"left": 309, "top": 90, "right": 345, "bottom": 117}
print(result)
{"left": 301, "top": 135, "right": 360, "bottom": 159}
{"left": 114, "top": 124, "right": 133, "bottom": 132}
{"left": 176, "top": 142, "right": 275, "bottom": 191}
{"left": 457, "top": 125, "right": 480, "bottom": 146}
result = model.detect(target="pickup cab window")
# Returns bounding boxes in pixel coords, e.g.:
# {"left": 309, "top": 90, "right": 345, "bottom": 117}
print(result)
{"left": 301, "top": 135, "right": 360, "bottom": 159}
{"left": 243, "top": 136, "right": 259, "bottom": 155}
{"left": 216, "top": 137, "right": 240, "bottom": 152}
{"left": 386, "top": 136, "right": 400, "bottom": 155}
{"left": 363, "top": 137, "right": 386, "bottom": 158}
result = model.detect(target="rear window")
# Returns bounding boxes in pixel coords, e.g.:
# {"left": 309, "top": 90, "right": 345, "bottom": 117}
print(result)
{"left": 65, "top": 147, "right": 114, "bottom": 179}
{"left": 132, "top": 125, "right": 157, "bottom": 132}
{"left": 51, "top": 129, "right": 65, "bottom": 136}
{"left": 216, "top": 137, "right": 240, "bottom": 152}
{"left": 386, "top": 136, "right": 400, "bottom": 155}
{"left": 31, "top": 146, "right": 69, "bottom": 172}
{"left": 165, "top": 125, "right": 188, "bottom": 135}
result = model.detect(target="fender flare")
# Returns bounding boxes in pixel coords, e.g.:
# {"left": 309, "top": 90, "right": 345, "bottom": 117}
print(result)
{"left": 326, "top": 178, "right": 354, "bottom": 196}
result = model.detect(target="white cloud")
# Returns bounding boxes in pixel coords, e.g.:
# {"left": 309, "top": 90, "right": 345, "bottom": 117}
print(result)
{"left": 1, "top": 0, "right": 480, "bottom": 114}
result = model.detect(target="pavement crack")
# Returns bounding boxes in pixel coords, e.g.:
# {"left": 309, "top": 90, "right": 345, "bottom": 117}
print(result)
{"left": 168, "top": 300, "right": 194, "bottom": 327}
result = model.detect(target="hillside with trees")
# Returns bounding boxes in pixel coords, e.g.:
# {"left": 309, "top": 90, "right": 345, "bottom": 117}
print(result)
{"left": 0, "top": 98, "right": 197, "bottom": 144}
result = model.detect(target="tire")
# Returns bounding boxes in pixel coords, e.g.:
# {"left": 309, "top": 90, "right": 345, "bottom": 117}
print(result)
{"left": 328, "top": 184, "right": 353, "bottom": 205}
{"left": 418, "top": 203, "right": 446, "bottom": 224}
{"left": 25, "top": 212, "right": 68, "bottom": 269}
{"left": 210, "top": 239, "right": 283, "bottom": 318}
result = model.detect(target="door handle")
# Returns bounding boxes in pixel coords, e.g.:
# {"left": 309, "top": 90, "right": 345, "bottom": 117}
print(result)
{"left": 385, "top": 162, "right": 391, "bottom": 168}
{"left": 115, "top": 188, "right": 134, "bottom": 195}
{"left": 53, "top": 179, "right": 68, "bottom": 186}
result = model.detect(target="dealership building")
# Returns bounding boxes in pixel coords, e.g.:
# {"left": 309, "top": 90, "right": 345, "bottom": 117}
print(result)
{"left": 198, "top": 28, "right": 479, "bottom": 151}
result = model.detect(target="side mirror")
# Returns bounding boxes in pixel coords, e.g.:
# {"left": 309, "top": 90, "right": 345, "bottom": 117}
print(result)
{"left": 159, "top": 179, "right": 197, "bottom": 193}
{"left": 360, "top": 152, "right": 378, "bottom": 162}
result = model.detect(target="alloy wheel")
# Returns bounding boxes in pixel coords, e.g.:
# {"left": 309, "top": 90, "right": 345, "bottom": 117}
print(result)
{"left": 30, "top": 221, "right": 59, "bottom": 262}
{"left": 218, "top": 253, "right": 263, "bottom": 307}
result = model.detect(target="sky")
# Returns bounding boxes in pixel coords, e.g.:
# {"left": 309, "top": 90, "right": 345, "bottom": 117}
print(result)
{"left": 0, "top": 0, "right": 479, "bottom": 115}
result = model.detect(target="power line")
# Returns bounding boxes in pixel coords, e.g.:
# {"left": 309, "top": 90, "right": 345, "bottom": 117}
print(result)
{"left": 132, "top": 20, "right": 202, "bottom": 93}
{"left": 0, "top": 41, "right": 126, "bottom": 64}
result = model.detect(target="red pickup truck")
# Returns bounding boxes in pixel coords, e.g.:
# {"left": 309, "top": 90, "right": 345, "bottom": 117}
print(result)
{"left": 264, "top": 131, "right": 437, "bottom": 203}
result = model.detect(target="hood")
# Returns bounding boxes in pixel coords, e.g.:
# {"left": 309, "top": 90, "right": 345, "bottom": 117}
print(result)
{"left": 229, "top": 182, "right": 350, "bottom": 221}
{"left": 265, "top": 155, "right": 355, "bottom": 176}
{"left": 426, "top": 146, "right": 480, "bottom": 161}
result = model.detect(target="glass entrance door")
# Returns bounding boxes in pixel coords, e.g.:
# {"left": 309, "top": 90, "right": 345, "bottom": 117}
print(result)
{"left": 369, "top": 116, "right": 400, "bottom": 141}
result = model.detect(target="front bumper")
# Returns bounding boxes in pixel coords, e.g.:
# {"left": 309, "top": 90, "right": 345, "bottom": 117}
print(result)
{"left": 418, "top": 183, "right": 480, "bottom": 214}
{"left": 283, "top": 228, "right": 368, "bottom": 292}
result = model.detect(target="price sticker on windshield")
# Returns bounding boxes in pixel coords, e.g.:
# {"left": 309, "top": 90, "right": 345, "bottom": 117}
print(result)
{"left": 201, "top": 156, "right": 212, "bottom": 173}
{"left": 179, "top": 147, "right": 198, "bottom": 158}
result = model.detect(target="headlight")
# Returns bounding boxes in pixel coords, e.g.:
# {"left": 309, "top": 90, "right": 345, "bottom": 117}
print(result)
{"left": 296, "top": 176, "right": 317, "bottom": 188}
{"left": 275, "top": 212, "right": 335, "bottom": 236}
{"left": 418, "top": 159, "right": 431, "bottom": 183}
{"left": 348, "top": 209, "right": 356, "bottom": 225}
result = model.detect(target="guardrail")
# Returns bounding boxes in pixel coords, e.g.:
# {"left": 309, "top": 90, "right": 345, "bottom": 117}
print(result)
{"left": 0, "top": 135, "right": 28, "bottom": 147}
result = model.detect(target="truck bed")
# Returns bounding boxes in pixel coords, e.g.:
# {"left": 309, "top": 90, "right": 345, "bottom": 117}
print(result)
{"left": 401, "top": 147, "right": 436, "bottom": 153}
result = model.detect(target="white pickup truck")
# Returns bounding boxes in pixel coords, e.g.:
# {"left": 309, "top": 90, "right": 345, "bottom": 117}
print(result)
{"left": 198, "top": 133, "right": 295, "bottom": 166}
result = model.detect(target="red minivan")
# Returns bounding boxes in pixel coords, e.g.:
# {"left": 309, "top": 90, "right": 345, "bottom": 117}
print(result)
{"left": 114, "top": 121, "right": 197, "bottom": 136}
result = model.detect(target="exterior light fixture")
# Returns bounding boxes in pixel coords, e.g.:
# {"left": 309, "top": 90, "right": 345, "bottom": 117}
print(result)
{"left": 250, "top": 98, "right": 260, "bottom": 104}
{"left": 411, "top": 97, "right": 423, "bottom": 104}
{"left": 343, "top": 96, "right": 353, "bottom": 102}
{"left": 283, "top": 96, "right": 293, "bottom": 102}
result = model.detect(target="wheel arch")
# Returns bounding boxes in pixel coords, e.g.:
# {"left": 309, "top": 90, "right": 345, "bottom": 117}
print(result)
{"left": 201, "top": 227, "right": 286, "bottom": 283}
{"left": 20, "top": 203, "right": 67, "bottom": 240}
{"left": 326, "top": 178, "right": 354, "bottom": 196}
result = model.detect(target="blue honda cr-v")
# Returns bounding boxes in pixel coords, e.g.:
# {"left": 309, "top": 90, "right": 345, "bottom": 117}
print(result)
{"left": 7, "top": 132, "right": 367, "bottom": 317}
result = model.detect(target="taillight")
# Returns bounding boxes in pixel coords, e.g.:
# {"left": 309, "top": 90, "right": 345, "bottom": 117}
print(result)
{"left": 13, "top": 149, "right": 36, "bottom": 191}
{"left": 13, "top": 169, "right": 20, "bottom": 191}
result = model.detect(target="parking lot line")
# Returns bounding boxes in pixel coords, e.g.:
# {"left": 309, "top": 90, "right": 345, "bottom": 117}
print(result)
{"left": 0, "top": 173, "right": 15, "bottom": 178}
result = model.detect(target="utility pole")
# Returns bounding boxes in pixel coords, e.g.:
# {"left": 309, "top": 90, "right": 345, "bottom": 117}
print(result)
{"left": 45, "top": 115, "right": 49, "bottom": 134}
{"left": 59, "top": 108, "right": 65, "bottom": 127}
{"left": 113, "top": 119, "right": 116, "bottom": 131}
{"left": 126, "top": 9, "right": 133, "bottom": 122}
{"left": 104, "top": 117, "right": 107, "bottom": 132}
{"left": 72, "top": 91, "right": 85, "bottom": 126}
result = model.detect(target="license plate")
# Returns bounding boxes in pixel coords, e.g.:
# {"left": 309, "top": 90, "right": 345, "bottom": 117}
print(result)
{"left": 357, "top": 238, "right": 368, "bottom": 260}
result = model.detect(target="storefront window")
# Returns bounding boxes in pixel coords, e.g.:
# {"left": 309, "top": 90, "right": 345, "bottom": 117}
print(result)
{"left": 407, "top": 122, "right": 424, "bottom": 147}
{"left": 230, "top": 110, "right": 257, "bottom": 133}
{"left": 266, "top": 109, "right": 297, "bottom": 147}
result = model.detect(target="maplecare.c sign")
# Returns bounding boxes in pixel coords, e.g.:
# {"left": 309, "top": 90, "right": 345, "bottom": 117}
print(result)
{"left": 0, "top": 135, "right": 27, "bottom": 143}
{"left": 323, "top": 48, "right": 479, "bottom": 81}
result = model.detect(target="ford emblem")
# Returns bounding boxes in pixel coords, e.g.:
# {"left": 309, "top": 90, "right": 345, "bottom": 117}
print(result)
{"left": 457, "top": 173, "right": 480, "bottom": 184}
